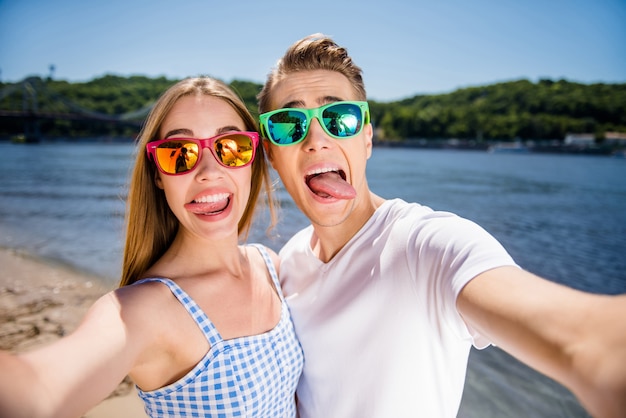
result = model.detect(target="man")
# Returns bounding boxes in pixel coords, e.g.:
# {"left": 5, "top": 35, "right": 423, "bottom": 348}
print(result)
{"left": 257, "top": 34, "right": 626, "bottom": 418}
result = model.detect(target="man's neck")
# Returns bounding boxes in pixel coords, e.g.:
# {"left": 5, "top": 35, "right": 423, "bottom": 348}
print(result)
{"left": 311, "top": 192, "right": 385, "bottom": 263}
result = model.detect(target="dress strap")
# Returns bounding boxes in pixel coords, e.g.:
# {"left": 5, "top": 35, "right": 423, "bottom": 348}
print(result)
{"left": 248, "top": 243, "right": 285, "bottom": 302}
{"left": 134, "top": 278, "right": 223, "bottom": 345}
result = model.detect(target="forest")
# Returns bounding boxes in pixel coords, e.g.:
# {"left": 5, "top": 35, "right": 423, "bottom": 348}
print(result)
{"left": 1, "top": 75, "right": 625, "bottom": 147}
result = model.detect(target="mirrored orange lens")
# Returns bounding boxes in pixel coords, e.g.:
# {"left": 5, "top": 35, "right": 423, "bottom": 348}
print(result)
{"left": 213, "top": 134, "right": 254, "bottom": 167}
{"left": 155, "top": 141, "right": 199, "bottom": 174}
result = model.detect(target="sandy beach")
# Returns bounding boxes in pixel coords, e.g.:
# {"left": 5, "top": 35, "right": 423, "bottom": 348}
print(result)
{"left": 0, "top": 247, "right": 147, "bottom": 417}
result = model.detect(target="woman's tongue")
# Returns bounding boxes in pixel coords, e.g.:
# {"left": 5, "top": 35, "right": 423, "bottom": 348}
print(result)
{"left": 307, "top": 171, "right": 356, "bottom": 199}
{"left": 188, "top": 197, "right": 229, "bottom": 214}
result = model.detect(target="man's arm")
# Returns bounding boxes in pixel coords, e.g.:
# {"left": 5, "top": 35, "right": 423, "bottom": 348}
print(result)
{"left": 457, "top": 266, "right": 626, "bottom": 418}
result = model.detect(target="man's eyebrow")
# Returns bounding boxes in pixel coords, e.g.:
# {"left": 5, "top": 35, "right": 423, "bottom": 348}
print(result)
{"left": 319, "top": 96, "right": 344, "bottom": 105}
{"left": 280, "top": 96, "right": 344, "bottom": 109}
{"left": 281, "top": 100, "right": 305, "bottom": 109}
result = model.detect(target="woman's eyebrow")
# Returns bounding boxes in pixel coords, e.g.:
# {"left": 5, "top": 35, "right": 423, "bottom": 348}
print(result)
{"left": 162, "top": 125, "right": 244, "bottom": 139}
{"left": 163, "top": 128, "right": 193, "bottom": 138}
{"left": 216, "top": 125, "right": 245, "bottom": 134}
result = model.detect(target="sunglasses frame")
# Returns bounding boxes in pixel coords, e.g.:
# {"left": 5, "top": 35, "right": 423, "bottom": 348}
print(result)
{"left": 146, "top": 131, "right": 259, "bottom": 175}
{"left": 259, "top": 101, "right": 370, "bottom": 146}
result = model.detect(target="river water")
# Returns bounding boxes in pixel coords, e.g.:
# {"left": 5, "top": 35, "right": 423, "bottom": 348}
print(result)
{"left": 1, "top": 140, "right": 624, "bottom": 417}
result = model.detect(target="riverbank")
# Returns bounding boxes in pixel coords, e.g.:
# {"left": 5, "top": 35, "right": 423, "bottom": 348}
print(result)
{"left": 0, "top": 247, "right": 146, "bottom": 417}
{"left": 373, "top": 138, "right": 626, "bottom": 156}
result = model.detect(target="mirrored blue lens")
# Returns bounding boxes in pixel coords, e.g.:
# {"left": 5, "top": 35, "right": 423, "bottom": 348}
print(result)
{"left": 267, "top": 110, "right": 308, "bottom": 145}
{"left": 266, "top": 102, "right": 364, "bottom": 144}
{"left": 322, "top": 103, "right": 362, "bottom": 138}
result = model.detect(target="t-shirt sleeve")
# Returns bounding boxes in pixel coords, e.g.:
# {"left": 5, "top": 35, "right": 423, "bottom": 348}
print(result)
{"left": 405, "top": 210, "right": 518, "bottom": 348}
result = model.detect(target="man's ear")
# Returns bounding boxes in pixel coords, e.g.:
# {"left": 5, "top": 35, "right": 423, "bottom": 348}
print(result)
{"left": 364, "top": 123, "right": 373, "bottom": 160}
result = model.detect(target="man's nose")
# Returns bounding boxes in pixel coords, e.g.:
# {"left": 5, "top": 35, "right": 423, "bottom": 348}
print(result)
{"left": 303, "top": 118, "right": 334, "bottom": 151}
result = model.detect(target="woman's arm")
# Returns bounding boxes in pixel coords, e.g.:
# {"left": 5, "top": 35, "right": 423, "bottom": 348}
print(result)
{"left": 457, "top": 266, "right": 626, "bottom": 418}
{"left": 0, "top": 290, "right": 145, "bottom": 418}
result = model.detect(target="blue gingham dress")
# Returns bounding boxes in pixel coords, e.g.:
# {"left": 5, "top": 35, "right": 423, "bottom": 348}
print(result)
{"left": 134, "top": 244, "right": 304, "bottom": 417}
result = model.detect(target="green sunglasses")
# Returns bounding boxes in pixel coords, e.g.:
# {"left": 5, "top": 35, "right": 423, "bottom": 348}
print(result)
{"left": 259, "top": 101, "right": 370, "bottom": 146}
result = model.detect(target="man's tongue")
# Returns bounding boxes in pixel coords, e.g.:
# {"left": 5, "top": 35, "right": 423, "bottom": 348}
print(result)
{"left": 308, "top": 171, "right": 356, "bottom": 199}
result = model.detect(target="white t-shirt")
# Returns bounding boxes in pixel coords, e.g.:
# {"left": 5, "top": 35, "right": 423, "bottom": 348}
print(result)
{"left": 280, "top": 199, "right": 518, "bottom": 418}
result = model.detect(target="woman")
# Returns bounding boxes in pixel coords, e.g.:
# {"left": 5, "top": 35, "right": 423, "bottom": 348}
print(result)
{"left": 0, "top": 77, "right": 304, "bottom": 417}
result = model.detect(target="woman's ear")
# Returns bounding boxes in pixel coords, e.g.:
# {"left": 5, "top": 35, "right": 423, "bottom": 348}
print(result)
{"left": 155, "top": 171, "right": 164, "bottom": 189}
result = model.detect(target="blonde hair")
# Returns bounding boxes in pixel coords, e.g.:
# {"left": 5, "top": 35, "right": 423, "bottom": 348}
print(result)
{"left": 258, "top": 33, "right": 367, "bottom": 113}
{"left": 120, "top": 77, "right": 275, "bottom": 287}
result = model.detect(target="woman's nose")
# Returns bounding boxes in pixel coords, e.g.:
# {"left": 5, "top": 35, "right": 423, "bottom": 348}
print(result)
{"left": 194, "top": 147, "right": 224, "bottom": 179}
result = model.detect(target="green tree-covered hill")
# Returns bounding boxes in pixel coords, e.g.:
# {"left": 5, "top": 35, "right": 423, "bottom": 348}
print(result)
{"left": 1, "top": 75, "right": 624, "bottom": 143}
{"left": 370, "top": 79, "right": 626, "bottom": 142}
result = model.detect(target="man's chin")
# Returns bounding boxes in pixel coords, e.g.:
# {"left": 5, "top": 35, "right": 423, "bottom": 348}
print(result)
{"left": 305, "top": 198, "right": 356, "bottom": 228}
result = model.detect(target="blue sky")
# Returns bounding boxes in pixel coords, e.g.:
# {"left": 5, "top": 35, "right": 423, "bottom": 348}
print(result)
{"left": 1, "top": 0, "right": 625, "bottom": 102}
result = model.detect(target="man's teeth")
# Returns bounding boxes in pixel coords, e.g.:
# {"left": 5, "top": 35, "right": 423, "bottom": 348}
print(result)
{"left": 306, "top": 167, "right": 339, "bottom": 176}
{"left": 194, "top": 193, "right": 229, "bottom": 203}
